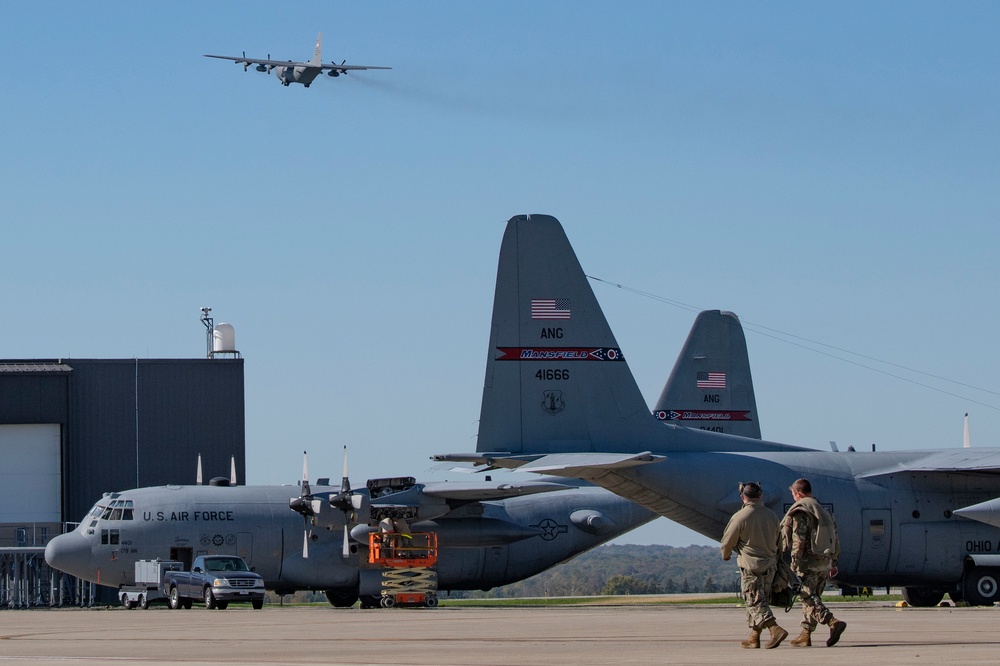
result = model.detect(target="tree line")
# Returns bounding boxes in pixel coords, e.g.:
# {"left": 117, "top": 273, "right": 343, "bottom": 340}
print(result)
{"left": 451, "top": 544, "right": 742, "bottom": 599}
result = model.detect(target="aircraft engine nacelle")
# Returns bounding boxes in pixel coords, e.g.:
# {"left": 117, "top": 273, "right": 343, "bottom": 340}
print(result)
{"left": 328, "top": 70, "right": 341, "bottom": 77}
{"left": 255, "top": 64, "right": 268, "bottom": 72}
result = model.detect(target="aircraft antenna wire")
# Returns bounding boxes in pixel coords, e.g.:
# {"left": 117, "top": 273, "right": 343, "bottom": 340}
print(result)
{"left": 587, "top": 274, "right": 1000, "bottom": 412}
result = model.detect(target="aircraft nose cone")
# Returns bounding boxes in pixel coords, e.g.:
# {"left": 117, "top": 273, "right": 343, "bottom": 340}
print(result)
{"left": 45, "top": 530, "right": 92, "bottom": 580}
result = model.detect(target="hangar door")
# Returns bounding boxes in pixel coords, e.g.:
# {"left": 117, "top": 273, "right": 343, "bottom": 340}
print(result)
{"left": 0, "top": 424, "right": 61, "bottom": 523}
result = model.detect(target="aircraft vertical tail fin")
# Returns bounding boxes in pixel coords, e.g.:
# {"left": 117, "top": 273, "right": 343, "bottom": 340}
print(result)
{"left": 653, "top": 310, "right": 762, "bottom": 439}
{"left": 311, "top": 32, "right": 323, "bottom": 66}
{"left": 476, "top": 215, "right": 664, "bottom": 455}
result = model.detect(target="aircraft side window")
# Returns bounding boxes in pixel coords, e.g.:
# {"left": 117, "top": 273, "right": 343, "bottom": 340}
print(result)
{"left": 109, "top": 529, "right": 120, "bottom": 545}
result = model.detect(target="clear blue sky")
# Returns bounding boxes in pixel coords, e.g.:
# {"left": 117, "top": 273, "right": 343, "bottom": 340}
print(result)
{"left": 3, "top": 3, "right": 999, "bottom": 546}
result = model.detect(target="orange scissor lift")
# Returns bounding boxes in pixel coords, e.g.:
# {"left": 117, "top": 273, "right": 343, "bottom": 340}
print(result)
{"left": 368, "top": 531, "right": 439, "bottom": 608}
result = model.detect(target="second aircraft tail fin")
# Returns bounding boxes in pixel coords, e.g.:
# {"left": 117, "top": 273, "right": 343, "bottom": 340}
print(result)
{"left": 653, "top": 310, "right": 761, "bottom": 439}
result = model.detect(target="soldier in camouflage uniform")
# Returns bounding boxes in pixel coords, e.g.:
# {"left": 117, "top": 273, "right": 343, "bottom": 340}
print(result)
{"left": 781, "top": 478, "right": 848, "bottom": 647}
{"left": 721, "top": 482, "right": 788, "bottom": 649}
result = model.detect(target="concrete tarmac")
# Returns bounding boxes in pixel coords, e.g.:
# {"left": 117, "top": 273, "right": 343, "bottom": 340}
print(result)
{"left": 1, "top": 601, "right": 998, "bottom": 665}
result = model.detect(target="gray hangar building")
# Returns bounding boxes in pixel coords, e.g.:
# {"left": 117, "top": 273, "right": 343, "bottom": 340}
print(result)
{"left": 0, "top": 358, "right": 245, "bottom": 549}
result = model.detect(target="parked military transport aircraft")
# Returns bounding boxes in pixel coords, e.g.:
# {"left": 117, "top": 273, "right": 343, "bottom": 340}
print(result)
{"left": 435, "top": 214, "right": 1000, "bottom": 607}
{"left": 45, "top": 451, "right": 655, "bottom": 607}
{"left": 204, "top": 32, "right": 390, "bottom": 87}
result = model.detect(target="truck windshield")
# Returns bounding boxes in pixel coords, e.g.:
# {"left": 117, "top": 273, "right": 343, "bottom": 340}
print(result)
{"left": 205, "top": 557, "right": 248, "bottom": 572}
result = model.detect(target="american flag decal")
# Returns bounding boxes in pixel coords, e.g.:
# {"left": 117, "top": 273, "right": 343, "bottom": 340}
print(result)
{"left": 531, "top": 298, "right": 571, "bottom": 320}
{"left": 696, "top": 371, "right": 726, "bottom": 389}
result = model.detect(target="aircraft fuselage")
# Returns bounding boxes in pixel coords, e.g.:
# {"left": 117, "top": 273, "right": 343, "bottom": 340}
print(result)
{"left": 625, "top": 445, "right": 1000, "bottom": 588}
{"left": 276, "top": 65, "right": 322, "bottom": 87}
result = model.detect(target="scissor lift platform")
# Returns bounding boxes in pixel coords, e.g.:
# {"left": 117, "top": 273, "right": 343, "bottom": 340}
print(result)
{"left": 368, "top": 532, "right": 439, "bottom": 608}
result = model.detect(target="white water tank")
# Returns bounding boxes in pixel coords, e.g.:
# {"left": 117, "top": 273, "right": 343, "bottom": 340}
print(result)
{"left": 213, "top": 323, "right": 236, "bottom": 353}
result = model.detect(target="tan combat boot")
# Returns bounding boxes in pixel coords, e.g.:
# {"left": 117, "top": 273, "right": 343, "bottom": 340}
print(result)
{"left": 740, "top": 628, "right": 761, "bottom": 649}
{"left": 789, "top": 629, "right": 811, "bottom": 647}
{"left": 762, "top": 619, "right": 788, "bottom": 649}
{"left": 826, "top": 618, "right": 847, "bottom": 647}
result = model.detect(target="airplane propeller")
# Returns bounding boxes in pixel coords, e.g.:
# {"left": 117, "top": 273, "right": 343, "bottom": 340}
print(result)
{"left": 242, "top": 51, "right": 249, "bottom": 72}
{"left": 328, "top": 60, "right": 346, "bottom": 77}
{"left": 328, "top": 446, "right": 363, "bottom": 557}
{"left": 288, "top": 451, "right": 322, "bottom": 558}
{"left": 256, "top": 54, "right": 271, "bottom": 74}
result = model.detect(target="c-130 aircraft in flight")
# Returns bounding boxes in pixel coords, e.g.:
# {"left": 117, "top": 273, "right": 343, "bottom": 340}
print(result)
{"left": 436, "top": 213, "right": 1000, "bottom": 607}
{"left": 204, "top": 32, "right": 390, "bottom": 87}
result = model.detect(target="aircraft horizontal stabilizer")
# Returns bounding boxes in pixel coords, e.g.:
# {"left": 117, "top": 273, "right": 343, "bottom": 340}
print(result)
{"left": 419, "top": 480, "right": 574, "bottom": 501}
{"left": 858, "top": 449, "right": 1000, "bottom": 479}
{"left": 515, "top": 452, "right": 662, "bottom": 477}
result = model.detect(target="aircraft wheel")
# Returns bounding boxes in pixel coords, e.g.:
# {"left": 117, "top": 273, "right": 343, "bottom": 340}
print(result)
{"left": 204, "top": 587, "right": 217, "bottom": 610}
{"left": 168, "top": 587, "right": 181, "bottom": 610}
{"left": 138, "top": 594, "right": 148, "bottom": 610}
{"left": 901, "top": 586, "right": 944, "bottom": 607}
{"left": 324, "top": 589, "right": 359, "bottom": 608}
{"left": 963, "top": 567, "right": 1000, "bottom": 606}
{"left": 359, "top": 595, "right": 380, "bottom": 609}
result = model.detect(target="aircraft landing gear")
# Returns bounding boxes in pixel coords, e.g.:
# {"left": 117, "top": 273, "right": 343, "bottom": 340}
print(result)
{"left": 901, "top": 587, "right": 944, "bottom": 607}
{"left": 324, "top": 589, "right": 359, "bottom": 608}
{"left": 963, "top": 566, "right": 1000, "bottom": 606}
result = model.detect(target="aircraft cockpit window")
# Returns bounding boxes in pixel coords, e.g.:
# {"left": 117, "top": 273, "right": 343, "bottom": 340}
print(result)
{"left": 89, "top": 504, "right": 106, "bottom": 519}
{"left": 100, "top": 507, "right": 113, "bottom": 520}
{"left": 110, "top": 508, "right": 123, "bottom": 520}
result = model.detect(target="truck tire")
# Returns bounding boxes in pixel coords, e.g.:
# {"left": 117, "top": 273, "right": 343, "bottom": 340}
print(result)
{"left": 168, "top": 586, "right": 181, "bottom": 610}
{"left": 121, "top": 592, "right": 134, "bottom": 610}
{"left": 138, "top": 594, "right": 148, "bottom": 610}
{"left": 204, "top": 586, "right": 217, "bottom": 610}
{"left": 252, "top": 599, "right": 263, "bottom": 610}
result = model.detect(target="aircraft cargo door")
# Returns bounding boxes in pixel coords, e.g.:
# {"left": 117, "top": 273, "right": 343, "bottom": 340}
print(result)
{"left": 860, "top": 509, "right": 891, "bottom": 573}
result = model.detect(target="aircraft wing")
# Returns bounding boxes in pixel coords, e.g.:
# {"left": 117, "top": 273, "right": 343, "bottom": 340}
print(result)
{"left": 433, "top": 452, "right": 663, "bottom": 479}
{"left": 857, "top": 449, "right": 1000, "bottom": 478}
{"left": 419, "top": 480, "right": 574, "bottom": 501}
{"left": 318, "top": 63, "right": 391, "bottom": 71}
{"left": 204, "top": 55, "right": 299, "bottom": 67}
{"left": 203, "top": 55, "right": 390, "bottom": 71}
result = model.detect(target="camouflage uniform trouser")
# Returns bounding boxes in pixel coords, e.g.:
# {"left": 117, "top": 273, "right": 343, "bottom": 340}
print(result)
{"left": 795, "top": 569, "right": 835, "bottom": 632}
{"left": 740, "top": 566, "right": 776, "bottom": 630}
